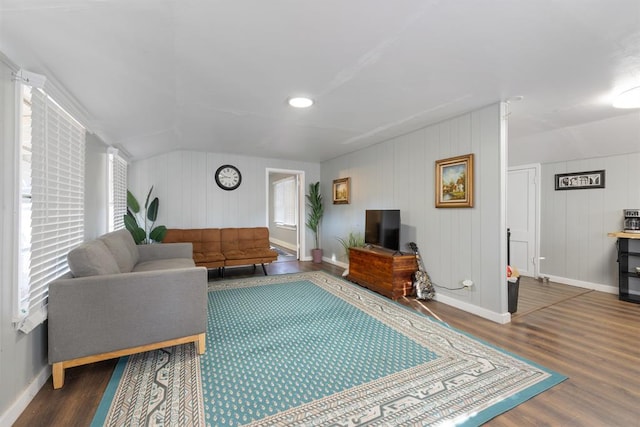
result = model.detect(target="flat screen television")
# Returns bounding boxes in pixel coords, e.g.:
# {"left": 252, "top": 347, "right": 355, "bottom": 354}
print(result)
{"left": 364, "top": 209, "right": 401, "bottom": 251}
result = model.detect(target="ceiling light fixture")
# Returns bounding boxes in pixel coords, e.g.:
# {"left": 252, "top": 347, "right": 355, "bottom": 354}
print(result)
{"left": 288, "top": 97, "right": 314, "bottom": 108}
{"left": 613, "top": 86, "right": 640, "bottom": 109}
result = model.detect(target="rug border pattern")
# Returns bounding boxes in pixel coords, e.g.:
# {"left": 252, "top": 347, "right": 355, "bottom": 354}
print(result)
{"left": 92, "top": 342, "right": 205, "bottom": 426}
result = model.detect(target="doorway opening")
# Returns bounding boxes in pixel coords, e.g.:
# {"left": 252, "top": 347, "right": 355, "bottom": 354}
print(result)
{"left": 507, "top": 164, "right": 541, "bottom": 278}
{"left": 266, "top": 168, "right": 305, "bottom": 261}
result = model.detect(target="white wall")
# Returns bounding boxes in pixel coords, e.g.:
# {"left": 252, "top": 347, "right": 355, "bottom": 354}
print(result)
{"left": 129, "top": 151, "right": 320, "bottom": 258}
{"left": 540, "top": 152, "right": 640, "bottom": 292}
{"left": 84, "top": 133, "right": 109, "bottom": 240}
{"left": 321, "top": 103, "right": 509, "bottom": 322}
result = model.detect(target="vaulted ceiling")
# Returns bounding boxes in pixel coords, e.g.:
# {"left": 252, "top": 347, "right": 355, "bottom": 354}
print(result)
{"left": 1, "top": 0, "right": 639, "bottom": 163}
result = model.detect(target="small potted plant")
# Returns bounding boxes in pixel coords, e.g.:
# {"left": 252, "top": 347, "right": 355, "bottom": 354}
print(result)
{"left": 305, "top": 182, "right": 324, "bottom": 263}
{"left": 336, "top": 231, "right": 365, "bottom": 276}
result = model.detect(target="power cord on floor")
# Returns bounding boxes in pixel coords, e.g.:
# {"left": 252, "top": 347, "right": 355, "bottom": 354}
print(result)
{"left": 432, "top": 282, "right": 465, "bottom": 291}
{"left": 413, "top": 299, "right": 446, "bottom": 324}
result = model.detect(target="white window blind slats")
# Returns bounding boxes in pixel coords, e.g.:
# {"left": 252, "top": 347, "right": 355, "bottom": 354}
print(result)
{"left": 273, "top": 176, "right": 297, "bottom": 228}
{"left": 16, "top": 86, "right": 85, "bottom": 333}
{"left": 108, "top": 149, "right": 127, "bottom": 231}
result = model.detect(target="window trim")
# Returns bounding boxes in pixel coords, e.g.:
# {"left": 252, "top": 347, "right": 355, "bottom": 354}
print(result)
{"left": 15, "top": 84, "right": 86, "bottom": 333}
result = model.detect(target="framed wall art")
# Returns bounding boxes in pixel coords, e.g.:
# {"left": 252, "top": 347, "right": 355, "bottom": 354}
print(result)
{"left": 555, "top": 170, "right": 605, "bottom": 190}
{"left": 333, "top": 177, "right": 350, "bottom": 204}
{"left": 435, "top": 154, "right": 474, "bottom": 208}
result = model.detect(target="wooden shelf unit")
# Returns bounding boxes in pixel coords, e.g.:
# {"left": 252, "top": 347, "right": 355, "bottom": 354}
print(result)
{"left": 347, "top": 247, "right": 417, "bottom": 300}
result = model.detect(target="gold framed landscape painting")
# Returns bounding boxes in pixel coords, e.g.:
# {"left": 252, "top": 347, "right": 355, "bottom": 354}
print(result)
{"left": 435, "top": 154, "right": 474, "bottom": 208}
{"left": 333, "top": 177, "right": 350, "bottom": 204}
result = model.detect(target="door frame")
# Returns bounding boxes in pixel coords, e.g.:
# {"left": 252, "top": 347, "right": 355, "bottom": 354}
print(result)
{"left": 265, "top": 168, "right": 305, "bottom": 260}
{"left": 507, "top": 163, "right": 541, "bottom": 278}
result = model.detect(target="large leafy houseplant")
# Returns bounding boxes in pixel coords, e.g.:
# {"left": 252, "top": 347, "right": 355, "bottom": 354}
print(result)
{"left": 124, "top": 186, "right": 167, "bottom": 244}
{"left": 305, "top": 182, "right": 324, "bottom": 262}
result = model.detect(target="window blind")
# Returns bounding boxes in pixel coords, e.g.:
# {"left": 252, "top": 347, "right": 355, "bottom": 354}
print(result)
{"left": 108, "top": 149, "right": 127, "bottom": 231}
{"left": 273, "top": 176, "right": 297, "bottom": 227}
{"left": 16, "top": 87, "right": 85, "bottom": 332}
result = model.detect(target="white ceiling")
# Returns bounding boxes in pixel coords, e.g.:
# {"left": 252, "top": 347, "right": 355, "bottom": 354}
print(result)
{"left": 1, "top": 0, "right": 639, "bottom": 163}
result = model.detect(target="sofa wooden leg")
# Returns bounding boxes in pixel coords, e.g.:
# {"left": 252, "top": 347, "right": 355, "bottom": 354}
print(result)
{"left": 196, "top": 333, "right": 206, "bottom": 355}
{"left": 261, "top": 263, "right": 268, "bottom": 275}
{"left": 52, "top": 363, "right": 65, "bottom": 389}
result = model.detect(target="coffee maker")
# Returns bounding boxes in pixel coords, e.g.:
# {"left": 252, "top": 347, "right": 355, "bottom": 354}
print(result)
{"left": 624, "top": 209, "right": 640, "bottom": 233}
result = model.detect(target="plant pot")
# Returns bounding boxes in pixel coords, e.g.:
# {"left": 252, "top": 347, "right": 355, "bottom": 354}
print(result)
{"left": 311, "top": 248, "right": 323, "bottom": 263}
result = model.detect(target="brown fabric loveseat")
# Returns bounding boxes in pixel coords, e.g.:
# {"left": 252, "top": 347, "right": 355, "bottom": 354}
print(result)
{"left": 163, "top": 227, "right": 278, "bottom": 276}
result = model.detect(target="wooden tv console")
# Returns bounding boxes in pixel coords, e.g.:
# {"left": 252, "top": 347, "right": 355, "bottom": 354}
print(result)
{"left": 347, "top": 247, "right": 417, "bottom": 300}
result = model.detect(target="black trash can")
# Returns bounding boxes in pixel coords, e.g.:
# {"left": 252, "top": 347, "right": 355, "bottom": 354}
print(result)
{"left": 508, "top": 277, "right": 520, "bottom": 313}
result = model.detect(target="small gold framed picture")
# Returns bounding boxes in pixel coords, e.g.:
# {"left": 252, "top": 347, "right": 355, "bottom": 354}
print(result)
{"left": 332, "top": 177, "right": 350, "bottom": 204}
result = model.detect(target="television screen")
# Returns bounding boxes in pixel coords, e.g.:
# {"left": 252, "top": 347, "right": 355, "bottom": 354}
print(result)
{"left": 365, "top": 209, "right": 401, "bottom": 251}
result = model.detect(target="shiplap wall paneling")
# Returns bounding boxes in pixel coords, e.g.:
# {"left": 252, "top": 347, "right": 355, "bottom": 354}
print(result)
{"left": 130, "top": 150, "right": 320, "bottom": 255}
{"left": 565, "top": 161, "right": 591, "bottom": 283}
{"left": 540, "top": 152, "right": 640, "bottom": 291}
{"left": 400, "top": 129, "right": 427, "bottom": 247}
{"left": 540, "top": 162, "right": 567, "bottom": 277}
{"left": 602, "top": 155, "right": 625, "bottom": 282}
{"left": 321, "top": 103, "right": 506, "bottom": 318}
{"left": 422, "top": 125, "right": 441, "bottom": 283}
{"left": 321, "top": 154, "right": 354, "bottom": 263}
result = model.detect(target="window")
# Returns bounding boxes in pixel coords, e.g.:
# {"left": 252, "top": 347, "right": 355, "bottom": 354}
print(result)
{"left": 273, "top": 176, "right": 297, "bottom": 229}
{"left": 108, "top": 148, "right": 127, "bottom": 231}
{"left": 16, "top": 84, "right": 85, "bottom": 333}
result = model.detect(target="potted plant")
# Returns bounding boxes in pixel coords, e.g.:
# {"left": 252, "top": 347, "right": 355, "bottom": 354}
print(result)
{"left": 336, "top": 231, "right": 365, "bottom": 276}
{"left": 305, "top": 181, "right": 324, "bottom": 263}
{"left": 124, "top": 186, "right": 167, "bottom": 244}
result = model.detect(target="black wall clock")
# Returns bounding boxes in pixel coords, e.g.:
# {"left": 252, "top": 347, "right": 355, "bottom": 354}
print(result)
{"left": 215, "top": 164, "right": 242, "bottom": 191}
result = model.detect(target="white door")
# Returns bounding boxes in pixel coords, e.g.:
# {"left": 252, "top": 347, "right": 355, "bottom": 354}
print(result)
{"left": 507, "top": 165, "right": 539, "bottom": 277}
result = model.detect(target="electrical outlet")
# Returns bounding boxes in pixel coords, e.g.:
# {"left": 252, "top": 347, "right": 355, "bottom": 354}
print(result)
{"left": 462, "top": 279, "right": 473, "bottom": 289}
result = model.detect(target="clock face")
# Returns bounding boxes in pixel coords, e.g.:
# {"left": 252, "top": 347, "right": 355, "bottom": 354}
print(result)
{"left": 215, "top": 164, "right": 242, "bottom": 191}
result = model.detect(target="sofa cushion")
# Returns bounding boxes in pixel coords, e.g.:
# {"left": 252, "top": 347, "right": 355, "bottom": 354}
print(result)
{"left": 99, "top": 229, "right": 140, "bottom": 273}
{"left": 67, "top": 240, "right": 120, "bottom": 277}
{"left": 165, "top": 228, "right": 225, "bottom": 267}
{"left": 133, "top": 258, "right": 196, "bottom": 272}
{"left": 223, "top": 248, "right": 277, "bottom": 260}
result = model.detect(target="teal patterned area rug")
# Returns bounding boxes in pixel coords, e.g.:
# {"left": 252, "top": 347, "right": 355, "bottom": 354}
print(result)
{"left": 93, "top": 271, "right": 566, "bottom": 426}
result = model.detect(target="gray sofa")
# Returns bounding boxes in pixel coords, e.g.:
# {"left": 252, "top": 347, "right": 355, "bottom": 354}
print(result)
{"left": 48, "top": 229, "right": 208, "bottom": 389}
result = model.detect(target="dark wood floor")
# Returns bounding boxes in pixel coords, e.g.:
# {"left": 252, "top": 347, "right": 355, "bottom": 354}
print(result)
{"left": 14, "top": 261, "right": 640, "bottom": 426}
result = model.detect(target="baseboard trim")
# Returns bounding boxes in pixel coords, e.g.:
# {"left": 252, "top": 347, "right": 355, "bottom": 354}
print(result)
{"left": 322, "top": 258, "right": 509, "bottom": 323}
{"left": 323, "top": 256, "right": 348, "bottom": 269}
{"left": 542, "top": 274, "right": 618, "bottom": 295}
{"left": 0, "top": 365, "right": 51, "bottom": 426}
{"left": 433, "top": 293, "right": 511, "bottom": 324}
{"left": 269, "top": 238, "right": 297, "bottom": 252}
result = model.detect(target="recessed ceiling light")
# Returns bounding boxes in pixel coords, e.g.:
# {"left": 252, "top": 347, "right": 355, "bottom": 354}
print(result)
{"left": 288, "top": 97, "right": 314, "bottom": 108}
{"left": 613, "top": 86, "right": 640, "bottom": 109}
